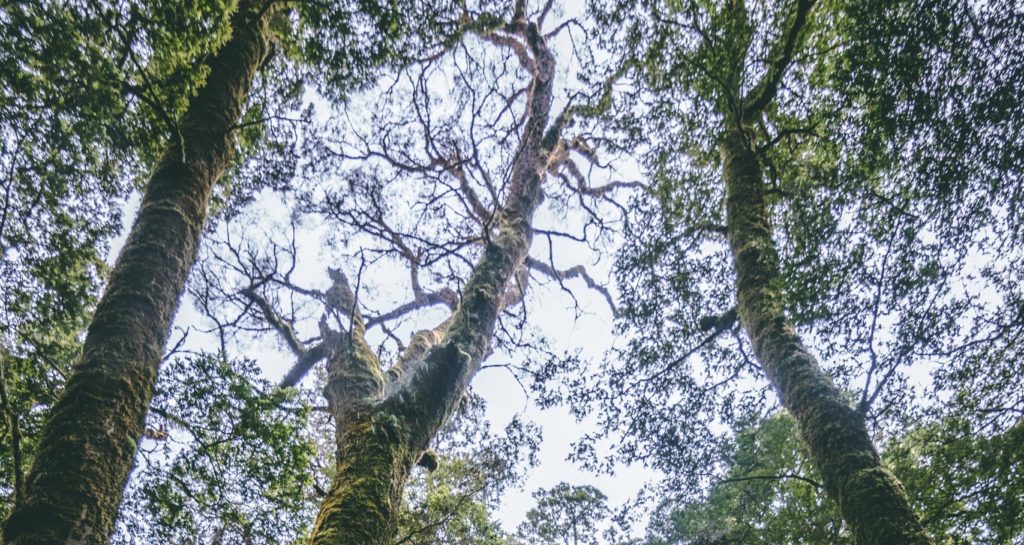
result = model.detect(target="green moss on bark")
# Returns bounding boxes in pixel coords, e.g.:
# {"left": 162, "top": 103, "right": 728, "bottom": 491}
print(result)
{"left": 307, "top": 22, "right": 558, "bottom": 545}
{"left": 310, "top": 415, "right": 415, "bottom": 545}
{"left": 1, "top": 3, "right": 272, "bottom": 545}
{"left": 720, "top": 129, "right": 934, "bottom": 545}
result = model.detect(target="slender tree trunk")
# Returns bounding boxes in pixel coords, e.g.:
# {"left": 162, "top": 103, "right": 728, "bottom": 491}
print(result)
{"left": 1, "top": 3, "right": 272, "bottom": 544}
{"left": 308, "top": 20, "right": 556, "bottom": 545}
{"left": 720, "top": 128, "right": 933, "bottom": 545}
{"left": 0, "top": 352, "right": 24, "bottom": 509}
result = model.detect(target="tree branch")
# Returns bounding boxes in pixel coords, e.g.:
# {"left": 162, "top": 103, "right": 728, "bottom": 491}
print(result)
{"left": 525, "top": 257, "right": 617, "bottom": 316}
{"left": 241, "top": 287, "right": 307, "bottom": 357}
{"left": 278, "top": 343, "right": 329, "bottom": 389}
{"left": 741, "top": 0, "right": 816, "bottom": 120}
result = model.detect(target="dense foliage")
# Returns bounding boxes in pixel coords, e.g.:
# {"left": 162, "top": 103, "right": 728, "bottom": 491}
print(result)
{"left": 1, "top": 0, "right": 1022, "bottom": 544}
{"left": 564, "top": 0, "right": 1023, "bottom": 524}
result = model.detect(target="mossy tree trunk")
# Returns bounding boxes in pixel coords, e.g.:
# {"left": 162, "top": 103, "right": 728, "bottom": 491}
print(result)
{"left": 1, "top": 2, "right": 272, "bottom": 544}
{"left": 720, "top": 127, "right": 933, "bottom": 545}
{"left": 307, "top": 19, "right": 558, "bottom": 545}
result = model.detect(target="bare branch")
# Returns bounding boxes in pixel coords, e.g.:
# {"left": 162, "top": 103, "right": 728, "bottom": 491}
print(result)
{"left": 479, "top": 32, "right": 537, "bottom": 75}
{"left": 525, "top": 257, "right": 617, "bottom": 316}
{"left": 537, "top": 0, "right": 556, "bottom": 28}
{"left": 366, "top": 288, "right": 459, "bottom": 329}
{"left": 278, "top": 343, "right": 329, "bottom": 389}
{"left": 241, "top": 287, "right": 307, "bottom": 357}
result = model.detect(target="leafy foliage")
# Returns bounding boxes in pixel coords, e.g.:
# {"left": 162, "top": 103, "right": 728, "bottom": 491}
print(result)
{"left": 517, "top": 483, "right": 611, "bottom": 545}
{"left": 645, "top": 414, "right": 845, "bottom": 545}
{"left": 646, "top": 412, "right": 1024, "bottom": 545}
{"left": 577, "top": 1, "right": 1024, "bottom": 520}
{"left": 398, "top": 458, "right": 511, "bottom": 545}
{"left": 115, "top": 354, "right": 316, "bottom": 545}
{"left": 886, "top": 416, "right": 1024, "bottom": 544}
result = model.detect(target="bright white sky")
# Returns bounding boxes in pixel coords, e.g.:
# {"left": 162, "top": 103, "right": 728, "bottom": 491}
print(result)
{"left": 105, "top": 0, "right": 664, "bottom": 535}
{"left": 108, "top": 193, "right": 660, "bottom": 536}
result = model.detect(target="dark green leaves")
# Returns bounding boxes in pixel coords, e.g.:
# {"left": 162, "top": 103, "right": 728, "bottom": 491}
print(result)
{"left": 117, "top": 354, "right": 316, "bottom": 545}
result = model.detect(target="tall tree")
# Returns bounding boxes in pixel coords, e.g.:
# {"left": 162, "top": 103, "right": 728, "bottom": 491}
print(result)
{"left": 719, "top": 40, "right": 932, "bottom": 541}
{"left": 572, "top": 0, "right": 1017, "bottom": 541}
{"left": 189, "top": 2, "right": 627, "bottom": 542}
{"left": 0, "top": 0, "right": 241, "bottom": 514}
{"left": 1, "top": 1, "right": 275, "bottom": 542}
{"left": 305, "top": 12, "right": 558, "bottom": 534}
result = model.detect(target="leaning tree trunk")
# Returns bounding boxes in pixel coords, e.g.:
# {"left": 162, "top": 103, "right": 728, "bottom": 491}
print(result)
{"left": 308, "top": 20, "right": 556, "bottom": 545}
{"left": 720, "top": 128, "right": 933, "bottom": 545}
{"left": 1, "top": 3, "right": 272, "bottom": 544}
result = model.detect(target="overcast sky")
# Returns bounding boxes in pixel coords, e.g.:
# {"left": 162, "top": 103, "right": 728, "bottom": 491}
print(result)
{"left": 100, "top": 1, "right": 674, "bottom": 535}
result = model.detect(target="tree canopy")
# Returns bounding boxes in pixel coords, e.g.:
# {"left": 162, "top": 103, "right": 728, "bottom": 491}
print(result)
{"left": 0, "top": 1, "right": 1021, "bottom": 544}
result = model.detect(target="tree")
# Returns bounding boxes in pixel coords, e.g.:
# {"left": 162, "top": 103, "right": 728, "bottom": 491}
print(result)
{"left": 576, "top": 0, "right": 1024, "bottom": 542}
{"left": 301, "top": 1, "right": 621, "bottom": 535}
{"left": 517, "top": 483, "right": 610, "bottom": 545}
{"left": 0, "top": 2, "right": 278, "bottom": 542}
{"left": 188, "top": 1, "right": 628, "bottom": 543}
{"left": 0, "top": 0, "right": 239, "bottom": 516}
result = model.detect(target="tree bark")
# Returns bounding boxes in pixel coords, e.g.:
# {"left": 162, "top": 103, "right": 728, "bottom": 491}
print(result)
{"left": 1, "top": 2, "right": 272, "bottom": 544}
{"left": 720, "top": 127, "right": 933, "bottom": 545}
{"left": 0, "top": 352, "right": 25, "bottom": 509}
{"left": 307, "top": 20, "right": 556, "bottom": 545}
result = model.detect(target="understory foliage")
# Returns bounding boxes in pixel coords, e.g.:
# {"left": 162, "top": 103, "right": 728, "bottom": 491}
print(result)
{"left": 115, "top": 355, "right": 316, "bottom": 545}
{"left": 644, "top": 412, "right": 1024, "bottom": 545}
{"left": 517, "top": 483, "right": 611, "bottom": 545}
{"left": 1, "top": 0, "right": 1022, "bottom": 544}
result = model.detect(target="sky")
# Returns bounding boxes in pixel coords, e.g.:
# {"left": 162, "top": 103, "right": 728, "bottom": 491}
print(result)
{"left": 107, "top": 194, "right": 660, "bottom": 536}
{"left": 107, "top": 60, "right": 661, "bottom": 541}
{"left": 100, "top": 0, "right": 671, "bottom": 536}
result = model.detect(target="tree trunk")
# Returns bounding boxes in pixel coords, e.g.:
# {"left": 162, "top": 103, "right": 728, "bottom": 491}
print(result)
{"left": 309, "top": 409, "right": 414, "bottom": 545}
{"left": 1, "top": 3, "right": 272, "bottom": 544}
{"left": 0, "top": 352, "right": 25, "bottom": 509}
{"left": 307, "top": 20, "right": 556, "bottom": 545}
{"left": 720, "top": 128, "right": 933, "bottom": 545}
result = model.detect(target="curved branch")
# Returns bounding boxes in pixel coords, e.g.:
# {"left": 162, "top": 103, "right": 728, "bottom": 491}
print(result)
{"left": 365, "top": 289, "right": 458, "bottom": 330}
{"left": 278, "top": 343, "right": 329, "bottom": 389}
{"left": 525, "top": 257, "right": 617, "bottom": 316}
{"left": 241, "top": 287, "right": 306, "bottom": 357}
